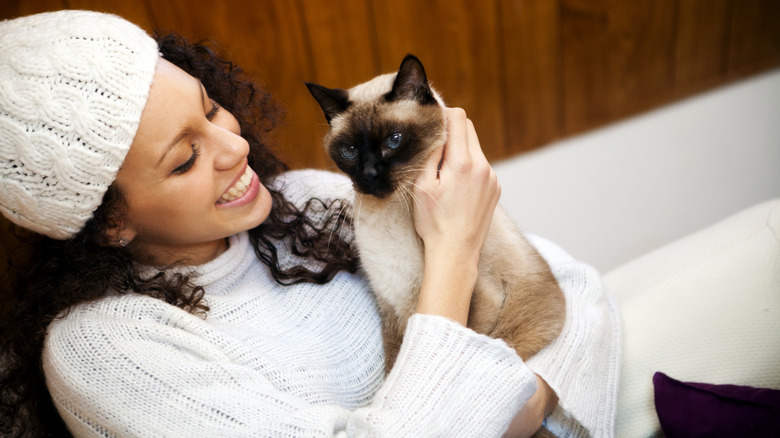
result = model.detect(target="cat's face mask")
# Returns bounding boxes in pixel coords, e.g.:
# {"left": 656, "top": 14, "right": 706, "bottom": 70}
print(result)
{"left": 306, "top": 55, "right": 445, "bottom": 199}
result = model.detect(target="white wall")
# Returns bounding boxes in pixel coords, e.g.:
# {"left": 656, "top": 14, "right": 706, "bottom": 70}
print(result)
{"left": 494, "top": 68, "right": 780, "bottom": 273}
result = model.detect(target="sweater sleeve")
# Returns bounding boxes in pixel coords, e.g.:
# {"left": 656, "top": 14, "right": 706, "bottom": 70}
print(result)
{"left": 43, "top": 298, "right": 536, "bottom": 437}
{"left": 524, "top": 234, "right": 621, "bottom": 438}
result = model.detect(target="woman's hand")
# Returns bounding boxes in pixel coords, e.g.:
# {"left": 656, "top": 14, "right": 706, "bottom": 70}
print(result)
{"left": 413, "top": 107, "right": 501, "bottom": 325}
{"left": 503, "top": 374, "right": 559, "bottom": 438}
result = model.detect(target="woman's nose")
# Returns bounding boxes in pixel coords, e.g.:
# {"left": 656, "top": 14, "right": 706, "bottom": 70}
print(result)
{"left": 212, "top": 125, "right": 248, "bottom": 170}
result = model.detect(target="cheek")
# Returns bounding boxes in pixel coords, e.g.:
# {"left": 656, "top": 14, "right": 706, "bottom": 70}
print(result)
{"left": 128, "top": 195, "right": 182, "bottom": 232}
{"left": 250, "top": 184, "right": 274, "bottom": 225}
{"left": 127, "top": 179, "right": 214, "bottom": 226}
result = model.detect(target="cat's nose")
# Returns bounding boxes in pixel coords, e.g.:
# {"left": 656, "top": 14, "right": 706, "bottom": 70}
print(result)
{"left": 362, "top": 163, "right": 378, "bottom": 179}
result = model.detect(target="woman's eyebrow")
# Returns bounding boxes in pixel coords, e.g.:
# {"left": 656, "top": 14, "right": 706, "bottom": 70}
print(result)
{"left": 155, "top": 81, "right": 207, "bottom": 167}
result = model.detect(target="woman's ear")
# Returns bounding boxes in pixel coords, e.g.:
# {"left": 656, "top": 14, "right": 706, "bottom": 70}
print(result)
{"left": 94, "top": 184, "right": 134, "bottom": 248}
{"left": 104, "top": 223, "right": 136, "bottom": 248}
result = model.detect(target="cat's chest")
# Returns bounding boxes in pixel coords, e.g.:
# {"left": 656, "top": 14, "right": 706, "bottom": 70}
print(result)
{"left": 354, "top": 195, "right": 424, "bottom": 308}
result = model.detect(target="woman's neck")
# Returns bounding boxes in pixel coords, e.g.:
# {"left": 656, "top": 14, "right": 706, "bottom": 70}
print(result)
{"left": 132, "top": 237, "right": 230, "bottom": 267}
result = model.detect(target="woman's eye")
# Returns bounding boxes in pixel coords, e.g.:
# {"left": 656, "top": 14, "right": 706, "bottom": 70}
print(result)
{"left": 340, "top": 144, "right": 358, "bottom": 161}
{"left": 206, "top": 99, "right": 221, "bottom": 121}
{"left": 172, "top": 144, "right": 200, "bottom": 175}
{"left": 384, "top": 132, "right": 402, "bottom": 150}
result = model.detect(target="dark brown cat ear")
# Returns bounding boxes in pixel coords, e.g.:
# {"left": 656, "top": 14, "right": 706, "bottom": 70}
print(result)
{"left": 386, "top": 54, "right": 437, "bottom": 105}
{"left": 306, "top": 83, "right": 350, "bottom": 124}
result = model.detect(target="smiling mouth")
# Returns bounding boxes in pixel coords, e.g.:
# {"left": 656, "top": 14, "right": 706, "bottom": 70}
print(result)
{"left": 217, "top": 165, "right": 254, "bottom": 204}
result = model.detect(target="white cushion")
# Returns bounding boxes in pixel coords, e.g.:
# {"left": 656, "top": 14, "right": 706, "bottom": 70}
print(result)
{"left": 603, "top": 198, "right": 780, "bottom": 437}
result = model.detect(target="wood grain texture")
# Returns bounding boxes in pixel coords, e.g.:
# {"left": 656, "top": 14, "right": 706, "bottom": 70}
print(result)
{"left": 728, "top": 0, "right": 780, "bottom": 79}
{"left": 561, "top": 0, "right": 677, "bottom": 135}
{"left": 0, "top": 0, "right": 64, "bottom": 18}
{"left": 674, "top": 0, "right": 733, "bottom": 96}
{"left": 297, "top": 0, "right": 380, "bottom": 171}
{"left": 66, "top": 0, "right": 154, "bottom": 29}
{"left": 1, "top": 0, "right": 779, "bottom": 169}
{"left": 500, "top": 0, "right": 561, "bottom": 154}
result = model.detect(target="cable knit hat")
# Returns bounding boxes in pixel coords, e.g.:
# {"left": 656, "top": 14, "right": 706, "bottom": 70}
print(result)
{"left": 0, "top": 10, "right": 159, "bottom": 239}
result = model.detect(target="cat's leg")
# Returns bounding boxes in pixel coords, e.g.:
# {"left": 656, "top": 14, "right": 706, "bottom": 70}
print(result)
{"left": 478, "top": 237, "right": 566, "bottom": 361}
{"left": 467, "top": 276, "right": 507, "bottom": 335}
{"left": 472, "top": 209, "right": 567, "bottom": 360}
{"left": 491, "top": 262, "right": 566, "bottom": 361}
{"left": 377, "top": 299, "right": 406, "bottom": 373}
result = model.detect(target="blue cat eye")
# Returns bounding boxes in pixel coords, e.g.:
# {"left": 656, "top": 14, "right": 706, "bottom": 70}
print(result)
{"left": 340, "top": 144, "right": 358, "bottom": 160}
{"left": 385, "top": 132, "right": 403, "bottom": 150}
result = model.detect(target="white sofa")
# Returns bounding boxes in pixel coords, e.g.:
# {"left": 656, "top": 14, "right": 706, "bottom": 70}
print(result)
{"left": 604, "top": 198, "right": 780, "bottom": 435}
{"left": 494, "top": 68, "right": 780, "bottom": 435}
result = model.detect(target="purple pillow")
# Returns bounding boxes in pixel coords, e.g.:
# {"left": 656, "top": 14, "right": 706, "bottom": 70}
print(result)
{"left": 653, "top": 372, "right": 780, "bottom": 437}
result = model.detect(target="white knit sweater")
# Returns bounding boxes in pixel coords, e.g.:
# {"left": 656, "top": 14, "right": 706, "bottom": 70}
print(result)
{"left": 43, "top": 170, "right": 619, "bottom": 437}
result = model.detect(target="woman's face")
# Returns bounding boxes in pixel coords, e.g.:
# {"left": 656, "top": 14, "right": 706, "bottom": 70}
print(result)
{"left": 114, "top": 58, "right": 272, "bottom": 265}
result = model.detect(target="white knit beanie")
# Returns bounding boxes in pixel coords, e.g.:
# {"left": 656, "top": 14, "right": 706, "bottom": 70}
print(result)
{"left": 0, "top": 10, "right": 159, "bottom": 239}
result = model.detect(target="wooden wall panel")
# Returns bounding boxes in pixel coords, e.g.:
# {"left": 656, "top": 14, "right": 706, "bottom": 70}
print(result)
{"left": 674, "top": 0, "right": 733, "bottom": 96}
{"left": 66, "top": 0, "right": 154, "bottom": 29}
{"left": 0, "top": 0, "right": 64, "bottom": 17}
{"left": 371, "top": 0, "right": 507, "bottom": 161}
{"left": 728, "top": 0, "right": 780, "bottom": 78}
{"left": 1, "top": 0, "right": 779, "bottom": 169}
{"left": 297, "top": 0, "right": 379, "bottom": 170}
{"left": 561, "top": 0, "right": 678, "bottom": 135}
{"left": 500, "top": 0, "right": 561, "bottom": 154}
{"left": 298, "top": 0, "right": 379, "bottom": 86}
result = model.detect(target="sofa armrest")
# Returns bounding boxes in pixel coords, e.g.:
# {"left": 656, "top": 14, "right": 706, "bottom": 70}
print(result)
{"left": 603, "top": 198, "right": 780, "bottom": 436}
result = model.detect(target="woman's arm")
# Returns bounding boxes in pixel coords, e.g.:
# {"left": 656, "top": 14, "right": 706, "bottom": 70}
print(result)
{"left": 43, "top": 294, "right": 537, "bottom": 437}
{"left": 412, "top": 107, "right": 501, "bottom": 325}
{"left": 412, "top": 108, "right": 559, "bottom": 437}
{"left": 524, "top": 234, "right": 621, "bottom": 437}
{"left": 503, "top": 375, "right": 559, "bottom": 438}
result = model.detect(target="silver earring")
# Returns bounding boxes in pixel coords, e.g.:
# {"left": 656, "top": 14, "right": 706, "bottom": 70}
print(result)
{"left": 118, "top": 237, "right": 130, "bottom": 247}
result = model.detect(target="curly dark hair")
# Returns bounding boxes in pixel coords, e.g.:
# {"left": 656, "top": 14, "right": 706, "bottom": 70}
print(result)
{"left": 0, "top": 32, "right": 357, "bottom": 437}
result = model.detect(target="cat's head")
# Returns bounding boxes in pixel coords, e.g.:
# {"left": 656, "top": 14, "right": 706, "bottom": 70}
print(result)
{"left": 306, "top": 54, "right": 446, "bottom": 199}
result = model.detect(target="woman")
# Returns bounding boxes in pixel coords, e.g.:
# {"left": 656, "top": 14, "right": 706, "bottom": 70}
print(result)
{"left": 0, "top": 10, "right": 618, "bottom": 437}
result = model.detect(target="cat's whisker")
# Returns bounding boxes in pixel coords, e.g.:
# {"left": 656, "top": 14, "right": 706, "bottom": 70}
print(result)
{"left": 394, "top": 167, "right": 428, "bottom": 174}
{"left": 404, "top": 187, "right": 426, "bottom": 217}
{"left": 392, "top": 167, "right": 432, "bottom": 180}
{"left": 353, "top": 193, "right": 364, "bottom": 235}
{"left": 337, "top": 188, "right": 357, "bottom": 232}
{"left": 326, "top": 193, "right": 352, "bottom": 222}
{"left": 405, "top": 180, "right": 441, "bottom": 210}
{"left": 322, "top": 199, "right": 343, "bottom": 241}
{"left": 396, "top": 181, "right": 429, "bottom": 221}
{"left": 396, "top": 185, "right": 415, "bottom": 215}
{"left": 326, "top": 200, "right": 351, "bottom": 255}
{"left": 319, "top": 199, "right": 340, "bottom": 227}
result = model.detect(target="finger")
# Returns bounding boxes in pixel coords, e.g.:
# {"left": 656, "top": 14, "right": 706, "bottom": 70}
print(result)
{"left": 421, "top": 143, "right": 444, "bottom": 183}
{"left": 465, "top": 118, "right": 485, "bottom": 162}
{"left": 442, "top": 107, "right": 470, "bottom": 171}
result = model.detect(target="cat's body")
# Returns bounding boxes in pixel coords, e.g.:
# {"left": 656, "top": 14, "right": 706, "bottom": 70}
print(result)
{"left": 306, "top": 55, "right": 566, "bottom": 373}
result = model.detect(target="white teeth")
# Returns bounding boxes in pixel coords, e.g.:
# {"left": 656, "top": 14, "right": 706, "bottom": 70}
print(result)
{"left": 218, "top": 166, "right": 253, "bottom": 203}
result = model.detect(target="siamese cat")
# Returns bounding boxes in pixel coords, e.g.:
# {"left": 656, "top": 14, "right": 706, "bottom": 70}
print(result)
{"left": 306, "top": 55, "right": 566, "bottom": 374}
